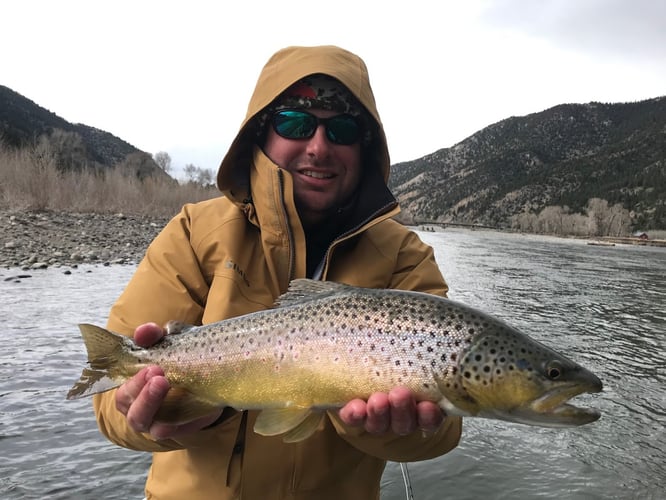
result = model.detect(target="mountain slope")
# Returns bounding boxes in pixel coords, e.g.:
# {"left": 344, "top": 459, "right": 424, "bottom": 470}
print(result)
{"left": 389, "top": 97, "right": 666, "bottom": 231}
{"left": 0, "top": 85, "right": 165, "bottom": 177}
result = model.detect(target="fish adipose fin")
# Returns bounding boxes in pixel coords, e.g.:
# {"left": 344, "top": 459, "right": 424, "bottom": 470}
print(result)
{"left": 254, "top": 408, "right": 326, "bottom": 443}
{"left": 154, "top": 387, "right": 221, "bottom": 425}
{"left": 66, "top": 324, "right": 131, "bottom": 399}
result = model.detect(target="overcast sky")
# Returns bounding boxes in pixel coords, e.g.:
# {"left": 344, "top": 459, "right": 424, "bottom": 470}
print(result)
{"left": 2, "top": 0, "right": 665, "bottom": 177}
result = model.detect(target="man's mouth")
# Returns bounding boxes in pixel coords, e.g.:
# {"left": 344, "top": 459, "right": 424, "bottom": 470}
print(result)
{"left": 302, "top": 170, "right": 334, "bottom": 179}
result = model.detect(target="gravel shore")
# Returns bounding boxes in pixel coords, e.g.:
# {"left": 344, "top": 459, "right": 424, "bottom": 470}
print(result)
{"left": 1, "top": 210, "right": 171, "bottom": 271}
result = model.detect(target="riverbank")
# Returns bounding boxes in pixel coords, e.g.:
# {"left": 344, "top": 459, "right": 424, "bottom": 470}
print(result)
{"left": 0, "top": 210, "right": 171, "bottom": 270}
{"left": 3, "top": 210, "right": 664, "bottom": 273}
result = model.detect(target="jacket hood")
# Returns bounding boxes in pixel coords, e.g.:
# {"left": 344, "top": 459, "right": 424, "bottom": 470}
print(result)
{"left": 217, "top": 45, "right": 391, "bottom": 203}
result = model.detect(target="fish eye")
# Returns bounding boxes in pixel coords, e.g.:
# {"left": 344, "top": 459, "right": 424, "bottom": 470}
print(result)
{"left": 546, "top": 361, "right": 563, "bottom": 379}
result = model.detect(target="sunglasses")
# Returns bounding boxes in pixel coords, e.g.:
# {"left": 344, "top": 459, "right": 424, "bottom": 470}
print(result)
{"left": 271, "top": 109, "right": 362, "bottom": 145}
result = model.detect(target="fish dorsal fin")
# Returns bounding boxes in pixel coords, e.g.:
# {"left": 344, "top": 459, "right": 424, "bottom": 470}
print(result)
{"left": 165, "top": 320, "right": 196, "bottom": 335}
{"left": 274, "top": 279, "right": 351, "bottom": 308}
{"left": 254, "top": 407, "right": 325, "bottom": 442}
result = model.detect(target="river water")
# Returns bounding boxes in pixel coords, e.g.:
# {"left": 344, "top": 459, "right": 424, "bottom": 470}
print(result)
{"left": 1, "top": 229, "right": 664, "bottom": 499}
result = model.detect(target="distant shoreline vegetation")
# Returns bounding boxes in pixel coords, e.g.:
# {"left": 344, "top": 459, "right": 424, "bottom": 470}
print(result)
{"left": 0, "top": 141, "right": 218, "bottom": 217}
{"left": 1, "top": 141, "right": 664, "bottom": 240}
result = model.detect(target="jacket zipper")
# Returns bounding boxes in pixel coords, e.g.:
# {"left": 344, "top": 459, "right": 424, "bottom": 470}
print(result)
{"left": 316, "top": 200, "right": 399, "bottom": 280}
{"left": 276, "top": 169, "right": 296, "bottom": 284}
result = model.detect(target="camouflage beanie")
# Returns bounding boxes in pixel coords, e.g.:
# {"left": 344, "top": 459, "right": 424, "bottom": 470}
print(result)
{"left": 273, "top": 74, "right": 364, "bottom": 116}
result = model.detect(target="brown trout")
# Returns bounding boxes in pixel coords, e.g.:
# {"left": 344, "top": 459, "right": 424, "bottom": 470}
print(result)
{"left": 67, "top": 279, "right": 602, "bottom": 442}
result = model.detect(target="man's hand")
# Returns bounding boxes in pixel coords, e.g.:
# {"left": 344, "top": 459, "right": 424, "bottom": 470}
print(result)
{"left": 114, "top": 322, "right": 223, "bottom": 440}
{"left": 338, "top": 386, "right": 444, "bottom": 435}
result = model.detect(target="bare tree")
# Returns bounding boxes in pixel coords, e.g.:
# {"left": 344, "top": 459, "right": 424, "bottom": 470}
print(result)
{"left": 184, "top": 163, "right": 214, "bottom": 186}
{"left": 154, "top": 151, "right": 172, "bottom": 173}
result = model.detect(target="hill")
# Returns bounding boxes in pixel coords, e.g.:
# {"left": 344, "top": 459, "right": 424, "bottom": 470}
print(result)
{"left": 0, "top": 85, "right": 166, "bottom": 179}
{"left": 389, "top": 97, "right": 666, "bottom": 234}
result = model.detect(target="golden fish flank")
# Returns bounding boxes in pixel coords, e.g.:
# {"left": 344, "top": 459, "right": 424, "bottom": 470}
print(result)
{"left": 67, "top": 279, "right": 603, "bottom": 442}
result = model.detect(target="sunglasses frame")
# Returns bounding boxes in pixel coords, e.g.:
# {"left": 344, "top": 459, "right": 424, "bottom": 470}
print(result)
{"left": 271, "top": 109, "right": 362, "bottom": 145}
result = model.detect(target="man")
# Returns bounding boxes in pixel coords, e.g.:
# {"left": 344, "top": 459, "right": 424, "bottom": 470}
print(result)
{"left": 93, "top": 45, "right": 462, "bottom": 499}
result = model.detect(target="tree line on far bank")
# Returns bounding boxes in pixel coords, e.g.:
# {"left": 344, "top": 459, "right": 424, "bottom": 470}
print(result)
{"left": 2, "top": 139, "right": 663, "bottom": 239}
{"left": 0, "top": 141, "right": 218, "bottom": 216}
{"left": 509, "top": 198, "right": 633, "bottom": 237}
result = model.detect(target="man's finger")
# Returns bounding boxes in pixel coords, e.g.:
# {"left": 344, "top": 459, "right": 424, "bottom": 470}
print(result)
{"left": 365, "top": 392, "right": 390, "bottom": 434}
{"left": 416, "top": 401, "right": 445, "bottom": 433}
{"left": 388, "top": 387, "right": 416, "bottom": 436}
{"left": 115, "top": 366, "right": 162, "bottom": 415}
{"left": 125, "top": 374, "right": 170, "bottom": 433}
{"left": 133, "top": 322, "right": 165, "bottom": 347}
{"left": 339, "top": 399, "right": 367, "bottom": 427}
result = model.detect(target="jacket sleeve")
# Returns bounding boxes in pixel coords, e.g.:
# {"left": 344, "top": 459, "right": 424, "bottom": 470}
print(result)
{"left": 92, "top": 206, "right": 230, "bottom": 452}
{"left": 331, "top": 226, "right": 463, "bottom": 461}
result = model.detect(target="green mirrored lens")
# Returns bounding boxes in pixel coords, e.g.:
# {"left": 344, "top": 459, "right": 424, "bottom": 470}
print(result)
{"left": 325, "top": 115, "right": 360, "bottom": 145}
{"left": 273, "top": 111, "right": 317, "bottom": 139}
{"left": 272, "top": 110, "right": 361, "bottom": 145}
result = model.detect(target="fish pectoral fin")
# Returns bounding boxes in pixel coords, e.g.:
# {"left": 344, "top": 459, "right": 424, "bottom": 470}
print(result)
{"left": 254, "top": 408, "right": 325, "bottom": 442}
{"left": 282, "top": 411, "right": 326, "bottom": 443}
{"left": 154, "top": 387, "right": 220, "bottom": 425}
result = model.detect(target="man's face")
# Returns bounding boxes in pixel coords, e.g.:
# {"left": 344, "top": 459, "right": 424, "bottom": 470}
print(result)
{"left": 263, "top": 108, "right": 362, "bottom": 228}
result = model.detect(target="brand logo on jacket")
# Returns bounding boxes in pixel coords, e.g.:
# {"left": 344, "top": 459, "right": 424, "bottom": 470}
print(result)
{"left": 225, "top": 260, "right": 250, "bottom": 287}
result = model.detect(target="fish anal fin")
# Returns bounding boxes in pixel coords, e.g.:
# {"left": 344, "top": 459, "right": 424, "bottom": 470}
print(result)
{"left": 254, "top": 407, "right": 325, "bottom": 442}
{"left": 154, "top": 387, "right": 221, "bottom": 424}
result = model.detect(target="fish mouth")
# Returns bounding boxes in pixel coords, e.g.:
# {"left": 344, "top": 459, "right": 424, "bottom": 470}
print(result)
{"left": 506, "top": 380, "right": 603, "bottom": 428}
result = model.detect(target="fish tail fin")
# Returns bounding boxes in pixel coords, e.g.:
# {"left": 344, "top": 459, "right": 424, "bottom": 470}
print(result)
{"left": 254, "top": 408, "right": 326, "bottom": 443}
{"left": 66, "top": 324, "right": 133, "bottom": 400}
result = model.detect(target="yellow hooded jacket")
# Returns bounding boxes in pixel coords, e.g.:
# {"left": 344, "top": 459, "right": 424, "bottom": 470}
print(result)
{"left": 93, "top": 45, "right": 462, "bottom": 500}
